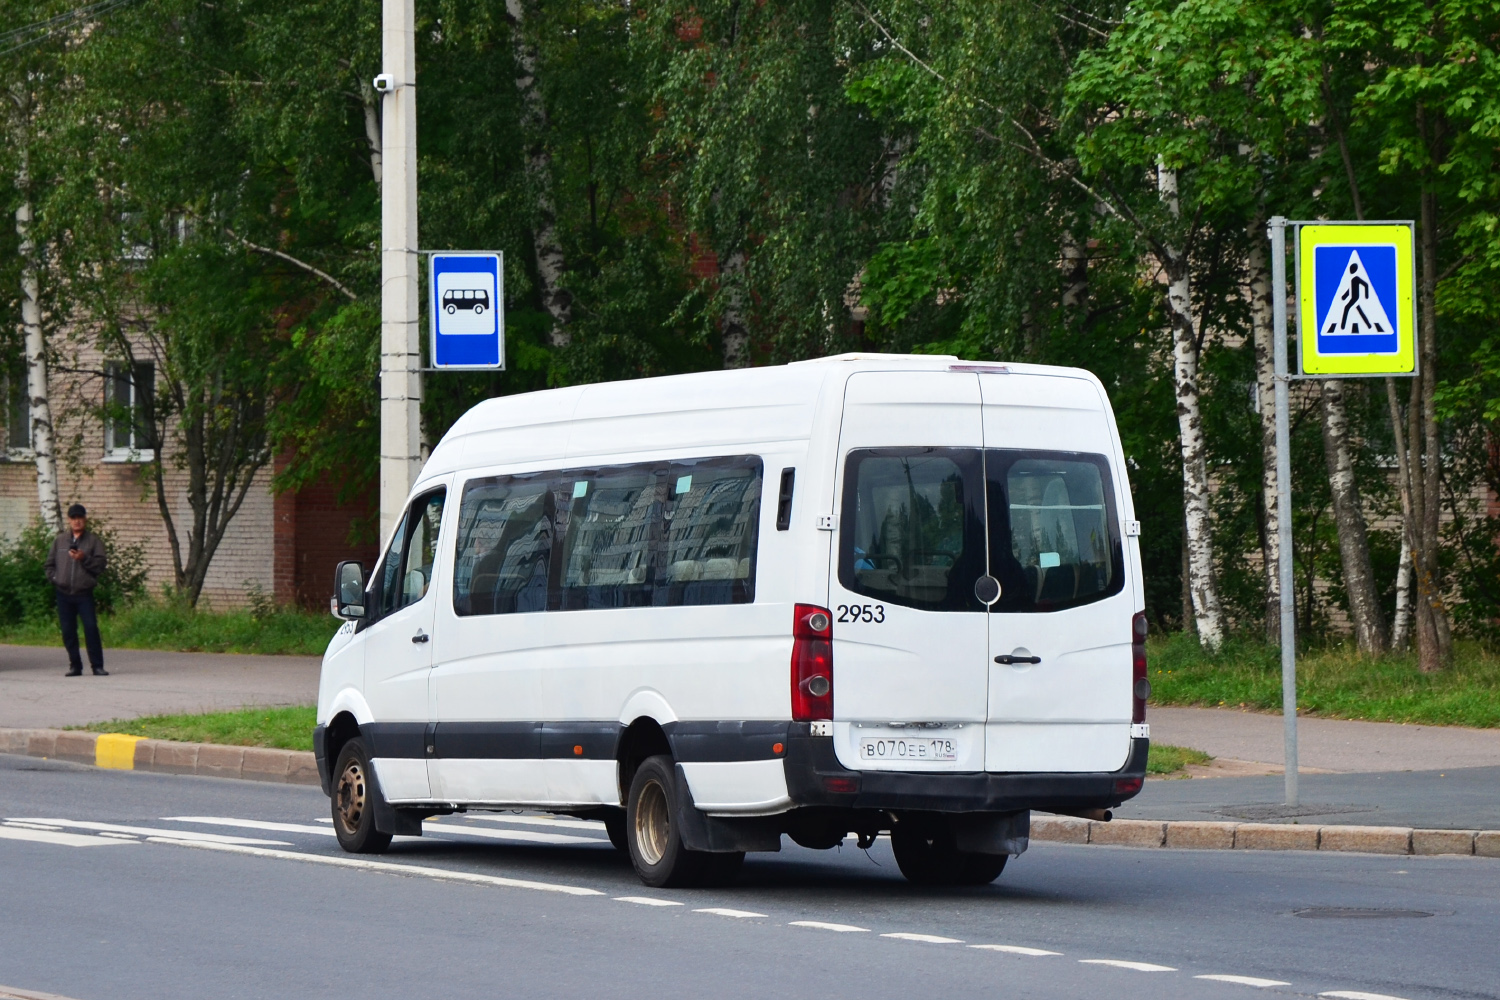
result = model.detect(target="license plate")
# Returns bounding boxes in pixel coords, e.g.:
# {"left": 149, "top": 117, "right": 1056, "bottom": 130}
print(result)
{"left": 859, "top": 736, "right": 959, "bottom": 762}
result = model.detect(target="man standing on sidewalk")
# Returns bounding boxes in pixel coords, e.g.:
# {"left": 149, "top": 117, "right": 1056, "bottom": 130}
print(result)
{"left": 45, "top": 503, "right": 108, "bottom": 677}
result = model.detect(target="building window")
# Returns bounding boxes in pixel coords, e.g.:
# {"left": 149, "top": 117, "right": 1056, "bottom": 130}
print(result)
{"left": 104, "top": 361, "right": 154, "bottom": 461}
{"left": 1, "top": 369, "right": 29, "bottom": 457}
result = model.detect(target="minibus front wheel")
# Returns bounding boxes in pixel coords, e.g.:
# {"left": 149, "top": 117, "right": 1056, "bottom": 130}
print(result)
{"left": 331, "top": 738, "right": 393, "bottom": 854}
{"left": 626, "top": 755, "right": 742, "bottom": 887}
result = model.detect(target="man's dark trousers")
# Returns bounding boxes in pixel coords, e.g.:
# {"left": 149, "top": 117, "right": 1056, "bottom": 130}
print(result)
{"left": 57, "top": 590, "right": 104, "bottom": 674}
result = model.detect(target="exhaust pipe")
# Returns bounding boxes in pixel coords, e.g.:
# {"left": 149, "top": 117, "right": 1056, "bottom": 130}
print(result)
{"left": 1052, "top": 808, "right": 1112, "bottom": 822}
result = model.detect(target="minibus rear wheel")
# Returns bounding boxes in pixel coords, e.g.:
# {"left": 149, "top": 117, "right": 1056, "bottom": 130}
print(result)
{"left": 627, "top": 755, "right": 735, "bottom": 887}
{"left": 891, "top": 821, "right": 1007, "bottom": 885}
{"left": 331, "top": 738, "right": 393, "bottom": 854}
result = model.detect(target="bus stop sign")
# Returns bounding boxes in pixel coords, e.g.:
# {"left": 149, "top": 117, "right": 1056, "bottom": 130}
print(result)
{"left": 429, "top": 252, "right": 504, "bottom": 369}
{"left": 1297, "top": 223, "right": 1415, "bottom": 377}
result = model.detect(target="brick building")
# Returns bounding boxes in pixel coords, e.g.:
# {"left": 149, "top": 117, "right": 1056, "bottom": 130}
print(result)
{"left": 1, "top": 336, "right": 376, "bottom": 610}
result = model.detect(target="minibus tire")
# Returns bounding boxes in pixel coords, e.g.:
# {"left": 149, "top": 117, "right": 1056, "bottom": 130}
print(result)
{"left": 331, "top": 738, "right": 393, "bottom": 854}
{"left": 626, "top": 755, "right": 708, "bottom": 887}
{"left": 891, "top": 822, "right": 1006, "bottom": 885}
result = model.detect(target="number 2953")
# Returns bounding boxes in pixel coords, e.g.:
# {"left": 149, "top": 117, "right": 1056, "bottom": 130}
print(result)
{"left": 836, "top": 603, "right": 885, "bottom": 623}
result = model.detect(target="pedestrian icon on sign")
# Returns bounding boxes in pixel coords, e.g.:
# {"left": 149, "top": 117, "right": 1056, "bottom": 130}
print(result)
{"left": 1325, "top": 252, "right": 1390, "bottom": 336}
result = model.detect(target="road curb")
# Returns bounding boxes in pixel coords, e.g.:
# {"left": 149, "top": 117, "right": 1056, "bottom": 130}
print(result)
{"left": 0, "top": 727, "right": 319, "bottom": 787}
{"left": 1032, "top": 813, "right": 1500, "bottom": 857}
{"left": 1, "top": 724, "right": 1495, "bottom": 857}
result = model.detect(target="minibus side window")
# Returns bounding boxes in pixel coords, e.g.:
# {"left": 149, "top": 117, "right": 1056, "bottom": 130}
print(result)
{"left": 395, "top": 491, "right": 446, "bottom": 610}
{"left": 656, "top": 456, "right": 762, "bottom": 606}
{"left": 557, "top": 462, "right": 663, "bottom": 610}
{"left": 452, "top": 474, "right": 554, "bottom": 616}
{"left": 838, "top": 448, "right": 986, "bottom": 613}
{"left": 373, "top": 511, "right": 410, "bottom": 620}
{"left": 987, "top": 451, "right": 1123, "bottom": 612}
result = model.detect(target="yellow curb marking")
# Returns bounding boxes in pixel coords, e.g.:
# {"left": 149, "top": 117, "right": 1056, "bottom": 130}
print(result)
{"left": 95, "top": 733, "right": 142, "bottom": 770}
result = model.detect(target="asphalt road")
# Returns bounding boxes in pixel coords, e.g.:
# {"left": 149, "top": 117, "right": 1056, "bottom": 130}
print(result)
{"left": 2, "top": 755, "right": 1495, "bottom": 1000}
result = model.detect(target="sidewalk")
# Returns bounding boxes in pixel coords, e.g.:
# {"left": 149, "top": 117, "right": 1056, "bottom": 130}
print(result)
{"left": 1129, "top": 706, "right": 1500, "bottom": 831}
{"left": 0, "top": 644, "right": 320, "bottom": 729}
{"left": 1150, "top": 705, "right": 1500, "bottom": 773}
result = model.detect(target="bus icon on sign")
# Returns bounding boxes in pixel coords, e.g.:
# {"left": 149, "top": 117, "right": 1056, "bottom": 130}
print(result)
{"left": 443, "top": 289, "right": 489, "bottom": 315}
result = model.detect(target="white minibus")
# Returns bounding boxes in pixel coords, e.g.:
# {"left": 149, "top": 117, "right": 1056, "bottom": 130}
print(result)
{"left": 315, "top": 354, "right": 1150, "bottom": 887}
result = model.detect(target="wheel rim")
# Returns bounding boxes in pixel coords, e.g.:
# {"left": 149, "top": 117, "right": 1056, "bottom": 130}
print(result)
{"left": 635, "top": 777, "right": 670, "bottom": 865}
{"left": 335, "top": 758, "right": 368, "bottom": 835}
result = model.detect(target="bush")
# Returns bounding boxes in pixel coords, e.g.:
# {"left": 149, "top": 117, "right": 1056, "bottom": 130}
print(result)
{"left": 0, "top": 518, "right": 148, "bottom": 624}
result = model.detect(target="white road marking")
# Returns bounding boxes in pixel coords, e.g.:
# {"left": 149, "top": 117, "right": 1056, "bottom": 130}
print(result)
{"left": 13, "top": 819, "right": 291, "bottom": 846}
{"left": 423, "top": 822, "right": 605, "bottom": 846}
{"left": 464, "top": 814, "right": 610, "bottom": 832}
{"left": 1080, "top": 959, "right": 1177, "bottom": 972}
{"left": 614, "top": 896, "right": 682, "bottom": 907}
{"left": 3, "top": 821, "right": 63, "bottom": 831}
{"left": 145, "top": 837, "right": 605, "bottom": 895}
{"left": 882, "top": 932, "right": 963, "bottom": 944}
{"left": 164, "top": 817, "right": 338, "bottom": 837}
{"left": 1197, "top": 975, "right": 1292, "bottom": 988}
{"left": 96, "top": 832, "right": 138, "bottom": 840}
{"left": 789, "top": 920, "right": 869, "bottom": 933}
{"left": 969, "top": 945, "right": 1061, "bottom": 957}
{"left": 694, "top": 908, "right": 767, "bottom": 918}
{"left": 0, "top": 825, "right": 134, "bottom": 848}
{"left": 1320, "top": 992, "right": 1412, "bottom": 1000}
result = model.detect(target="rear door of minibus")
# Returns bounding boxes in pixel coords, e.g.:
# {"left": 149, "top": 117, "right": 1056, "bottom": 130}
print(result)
{"left": 980, "top": 372, "right": 1133, "bottom": 773}
{"left": 827, "top": 370, "right": 990, "bottom": 773}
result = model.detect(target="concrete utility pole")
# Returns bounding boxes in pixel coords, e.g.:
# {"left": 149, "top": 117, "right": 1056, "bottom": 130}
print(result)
{"left": 379, "top": 0, "right": 423, "bottom": 546}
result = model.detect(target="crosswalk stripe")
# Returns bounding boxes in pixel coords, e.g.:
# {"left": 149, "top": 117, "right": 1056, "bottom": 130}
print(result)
{"left": 145, "top": 837, "right": 605, "bottom": 895}
{"left": 13, "top": 818, "right": 290, "bottom": 846}
{"left": 163, "top": 817, "right": 337, "bottom": 836}
{"left": 423, "top": 822, "right": 606, "bottom": 846}
{"left": 0, "top": 825, "right": 134, "bottom": 848}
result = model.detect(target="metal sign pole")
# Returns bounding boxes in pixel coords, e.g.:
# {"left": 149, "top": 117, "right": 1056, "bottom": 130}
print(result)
{"left": 1269, "top": 216, "right": 1298, "bottom": 806}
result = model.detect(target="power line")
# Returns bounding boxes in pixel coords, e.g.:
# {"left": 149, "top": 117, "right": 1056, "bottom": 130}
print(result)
{"left": 0, "top": 0, "right": 146, "bottom": 59}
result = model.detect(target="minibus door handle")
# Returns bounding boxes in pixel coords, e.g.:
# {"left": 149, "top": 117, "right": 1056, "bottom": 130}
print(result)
{"left": 994, "top": 653, "right": 1040, "bottom": 665}
{"left": 412, "top": 631, "right": 430, "bottom": 644}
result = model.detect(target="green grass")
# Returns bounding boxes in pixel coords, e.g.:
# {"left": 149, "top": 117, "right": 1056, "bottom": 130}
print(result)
{"left": 0, "top": 601, "right": 340, "bottom": 655}
{"left": 84, "top": 705, "right": 318, "bottom": 751}
{"left": 1148, "top": 632, "right": 1500, "bottom": 728}
{"left": 1147, "top": 743, "right": 1213, "bottom": 776}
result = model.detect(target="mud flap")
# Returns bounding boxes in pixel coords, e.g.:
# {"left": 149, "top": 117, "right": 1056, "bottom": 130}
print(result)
{"left": 368, "top": 766, "right": 425, "bottom": 837}
{"left": 952, "top": 809, "right": 1029, "bottom": 856}
{"left": 673, "top": 763, "right": 783, "bottom": 853}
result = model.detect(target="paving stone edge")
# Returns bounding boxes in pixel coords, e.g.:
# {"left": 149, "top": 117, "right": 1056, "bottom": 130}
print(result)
{"left": 2, "top": 726, "right": 1494, "bottom": 856}
{"left": 1030, "top": 814, "right": 1500, "bottom": 857}
{"left": 0, "top": 727, "right": 319, "bottom": 787}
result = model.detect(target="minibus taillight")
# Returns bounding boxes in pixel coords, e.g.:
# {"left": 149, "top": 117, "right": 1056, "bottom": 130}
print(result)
{"left": 792, "top": 603, "right": 834, "bottom": 722}
{"left": 1132, "top": 611, "right": 1149, "bottom": 724}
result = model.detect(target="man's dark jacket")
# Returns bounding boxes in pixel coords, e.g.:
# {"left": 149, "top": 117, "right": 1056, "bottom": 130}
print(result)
{"left": 45, "top": 530, "right": 107, "bottom": 595}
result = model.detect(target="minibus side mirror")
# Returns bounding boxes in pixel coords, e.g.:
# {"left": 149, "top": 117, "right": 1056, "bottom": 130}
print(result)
{"left": 331, "top": 560, "right": 367, "bottom": 620}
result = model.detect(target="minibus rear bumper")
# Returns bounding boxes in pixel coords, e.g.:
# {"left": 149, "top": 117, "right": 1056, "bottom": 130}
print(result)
{"left": 782, "top": 729, "right": 1148, "bottom": 814}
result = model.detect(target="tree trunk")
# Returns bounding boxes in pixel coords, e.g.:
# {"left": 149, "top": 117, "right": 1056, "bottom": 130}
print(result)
{"left": 1060, "top": 229, "right": 1089, "bottom": 320}
{"left": 1158, "top": 165, "right": 1224, "bottom": 649}
{"left": 362, "top": 85, "right": 382, "bottom": 191}
{"left": 1391, "top": 537, "right": 1412, "bottom": 651}
{"left": 506, "top": 0, "right": 571, "bottom": 349}
{"left": 1319, "top": 379, "right": 1387, "bottom": 653}
{"left": 719, "top": 248, "right": 750, "bottom": 369}
{"left": 1248, "top": 234, "right": 1280, "bottom": 642}
{"left": 14, "top": 139, "right": 60, "bottom": 532}
{"left": 1413, "top": 188, "right": 1450, "bottom": 670}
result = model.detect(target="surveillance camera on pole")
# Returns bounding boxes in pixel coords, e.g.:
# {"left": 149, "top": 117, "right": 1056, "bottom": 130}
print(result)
{"left": 372, "top": 73, "right": 395, "bottom": 93}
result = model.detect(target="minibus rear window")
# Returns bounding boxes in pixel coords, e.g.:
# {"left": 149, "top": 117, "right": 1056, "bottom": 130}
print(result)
{"left": 838, "top": 448, "right": 987, "bottom": 613}
{"left": 987, "top": 451, "right": 1123, "bottom": 613}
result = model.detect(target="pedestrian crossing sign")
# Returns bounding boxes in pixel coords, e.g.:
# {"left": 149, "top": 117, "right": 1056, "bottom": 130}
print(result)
{"left": 1297, "top": 223, "right": 1416, "bottom": 376}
